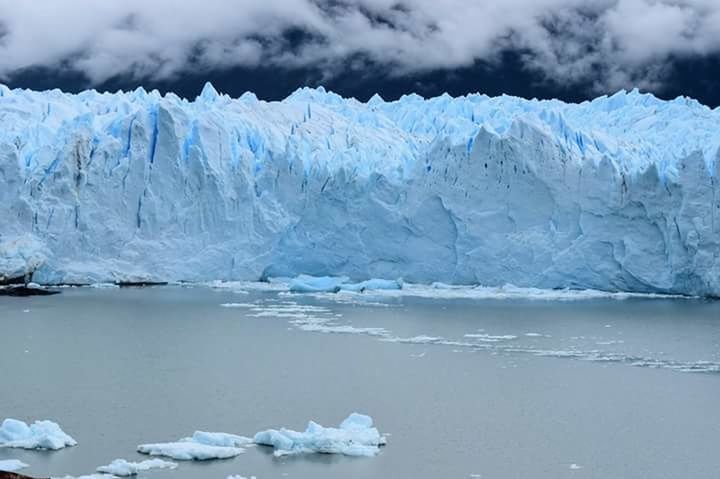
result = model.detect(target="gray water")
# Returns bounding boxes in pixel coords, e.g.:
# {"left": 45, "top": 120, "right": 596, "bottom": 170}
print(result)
{"left": 1, "top": 286, "right": 720, "bottom": 479}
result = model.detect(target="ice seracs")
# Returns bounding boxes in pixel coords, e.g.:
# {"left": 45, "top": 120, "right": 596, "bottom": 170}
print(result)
{"left": 1, "top": 84, "right": 719, "bottom": 296}
{"left": 254, "top": 412, "right": 386, "bottom": 457}
{"left": 0, "top": 418, "right": 77, "bottom": 450}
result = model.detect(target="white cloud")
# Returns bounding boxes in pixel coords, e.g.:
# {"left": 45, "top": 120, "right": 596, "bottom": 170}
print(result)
{"left": 0, "top": 0, "right": 718, "bottom": 92}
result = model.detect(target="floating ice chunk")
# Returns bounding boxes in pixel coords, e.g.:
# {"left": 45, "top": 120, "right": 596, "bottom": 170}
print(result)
{"left": 569, "top": 463, "right": 583, "bottom": 470}
{"left": 220, "top": 303, "right": 256, "bottom": 308}
{"left": 339, "top": 278, "right": 403, "bottom": 292}
{"left": 254, "top": 412, "right": 386, "bottom": 457}
{"left": 288, "top": 275, "right": 347, "bottom": 293}
{"left": 138, "top": 430, "right": 249, "bottom": 461}
{"left": 0, "top": 459, "right": 29, "bottom": 472}
{"left": 96, "top": 459, "right": 177, "bottom": 476}
{"left": 137, "top": 441, "right": 244, "bottom": 461}
{"left": 0, "top": 418, "right": 77, "bottom": 450}
{"left": 227, "top": 476, "right": 256, "bottom": 479}
{"left": 182, "top": 431, "right": 253, "bottom": 448}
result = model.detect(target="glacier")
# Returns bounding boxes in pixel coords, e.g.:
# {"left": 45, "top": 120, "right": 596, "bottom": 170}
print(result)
{"left": 0, "top": 83, "right": 719, "bottom": 296}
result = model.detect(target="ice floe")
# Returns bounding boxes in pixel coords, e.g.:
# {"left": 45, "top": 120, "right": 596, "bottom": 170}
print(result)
{"left": 254, "top": 413, "right": 386, "bottom": 457}
{"left": 183, "top": 431, "right": 253, "bottom": 448}
{"left": 137, "top": 430, "right": 249, "bottom": 460}
{"left": 0, "top": 459, "right": 28, "bottom": 472}
{"left": 96, "top": 459, "right": 177, "bottom": 476}
{"left": 137, "top": 441, "right": 243, "bottom": 460}
{"left": 0, "top": 418, "right": 77, "bottom": 450}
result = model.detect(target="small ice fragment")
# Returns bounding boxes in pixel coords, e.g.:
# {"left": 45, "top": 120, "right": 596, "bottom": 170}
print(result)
{"left": 254, "top": 412, "right": 385, "bottom": 457}
{"left": 97, "top": 459, "right": 177, "bottom": 476}
{"left": 0, "top": 418, "right": 77, "bottom": 450}
{"left": 0, "top": 459, "right": 29, "bottom": 472}
{"left": 227, "top": 476, "right": 257, "bottom": 479}
{"left": 569, "top": 463, "right": 583, "bottom": 470}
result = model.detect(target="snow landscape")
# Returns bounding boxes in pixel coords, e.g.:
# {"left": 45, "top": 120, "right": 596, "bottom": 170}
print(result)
{"left": 1, "top": 84, "right": 719, "bottom": 296}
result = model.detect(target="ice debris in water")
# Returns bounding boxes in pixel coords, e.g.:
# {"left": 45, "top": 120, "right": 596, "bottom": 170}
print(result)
{"left": 288, "top": 275, "right": 402, "bottom": 293}
{"left": 254, "top": 412, "right": 386, "bottom": 457}
{"left": 0, "top": 459, "right": 29, "bottom": 472}
{"left": 53, "top": 475, "right": 116, "bottom": 479}
{"left": 0, "top": 418, "right": 77, "bottom": 450}
{"left": 137, "top": 430, "right": 251, "bottom": 460}
{"left": 96, "top": 459, "right": 177, "bottom": 476}
{"left": 227, "top": 476, "right": 257, "bottom": 479}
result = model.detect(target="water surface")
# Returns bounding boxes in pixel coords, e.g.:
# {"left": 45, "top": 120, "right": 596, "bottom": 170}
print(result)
{"left": 1, "top": 286, "right": 719, "bottom": 478}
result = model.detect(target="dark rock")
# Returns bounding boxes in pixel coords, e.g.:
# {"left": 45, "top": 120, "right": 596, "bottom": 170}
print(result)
{"left": 0, "top": 286, "right": 61, "bottom": 297}
{"left": 0, "top": 472, "right": 47, "bottom": 479}
{"left": 0, "top": 275, "right": 26, "bottom": 286}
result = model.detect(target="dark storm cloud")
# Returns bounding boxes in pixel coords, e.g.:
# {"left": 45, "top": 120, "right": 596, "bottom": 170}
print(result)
{"left": 1, "top": 0, "right": 719, "bottom": 93}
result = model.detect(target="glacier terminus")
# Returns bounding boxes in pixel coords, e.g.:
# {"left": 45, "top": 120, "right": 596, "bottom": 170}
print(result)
{"left": 0, "top": 83, "right": 718, "bottom": 296}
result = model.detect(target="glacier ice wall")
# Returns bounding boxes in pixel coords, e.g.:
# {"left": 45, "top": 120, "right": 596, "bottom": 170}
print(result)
{"left": 1, "top": 83, "right": 719, "bottom": 296}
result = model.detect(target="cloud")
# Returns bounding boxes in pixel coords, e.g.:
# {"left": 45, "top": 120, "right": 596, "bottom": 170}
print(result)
{"left": 1, "top": 0, "right": 719, "bottom": 92}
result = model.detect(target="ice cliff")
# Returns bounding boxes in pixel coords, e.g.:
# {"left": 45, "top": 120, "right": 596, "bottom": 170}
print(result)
{"left": 1, "top": 83, "right": 719, "bottom": 296}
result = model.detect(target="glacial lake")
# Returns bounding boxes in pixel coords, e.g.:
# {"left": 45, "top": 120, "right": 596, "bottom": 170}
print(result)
{"left": 1, "top": 285, "right": 720, "bottom": 479}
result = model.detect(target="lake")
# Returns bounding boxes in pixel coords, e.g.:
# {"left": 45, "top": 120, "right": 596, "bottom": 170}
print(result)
{"left": 1, "top": 285, "right": 719, "bottom": 479}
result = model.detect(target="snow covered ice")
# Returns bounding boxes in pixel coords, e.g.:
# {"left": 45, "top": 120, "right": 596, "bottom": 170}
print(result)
{"left": 0, "top": 418, "right": 77, "bottom": 450}
{"left": 96, "top": 459, "right": 177, "bottom": 476}
{"left": 1, "top": 83, "right": 719, "bottom": 296}
{"left": 254, "top": 412, "right": 386, "bottom": 457}
{"left": 137, "top": 430, "right": 250, "bottom": 460}
{"left": 0, "top": 459, "right": 28, "bottom": 472}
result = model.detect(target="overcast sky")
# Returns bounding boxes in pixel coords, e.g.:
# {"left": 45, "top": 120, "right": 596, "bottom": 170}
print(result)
{"left": 1, "top": 0, "right": 719, "bottom": 105}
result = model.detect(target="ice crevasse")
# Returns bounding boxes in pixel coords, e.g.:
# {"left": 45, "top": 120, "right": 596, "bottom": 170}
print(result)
{"left": 0, "top": 82, "right": 718, "bottom": 296}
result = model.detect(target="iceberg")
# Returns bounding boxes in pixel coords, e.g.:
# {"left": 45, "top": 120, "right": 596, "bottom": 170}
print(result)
{"left": 96, "top": 459, "right": 177, "bottom": 476}
{"left": 1, "top": 84, "right": 719, "bottom": 296}
{"left": 253, "top": 412, "right": 386, "bottom": 457}
{"left": 0, "top": 459, "right": 28, "bottom": 472}
{"left": 0, "top": 418, "right": 77, "bottom": 450}
{"left": 137, "top": 430, "right": 249, "bottom": 460}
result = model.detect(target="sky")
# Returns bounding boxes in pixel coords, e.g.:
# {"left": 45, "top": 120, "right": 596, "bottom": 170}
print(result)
{"left": 1, "top": 0, "right": 719, "bottom": 106}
